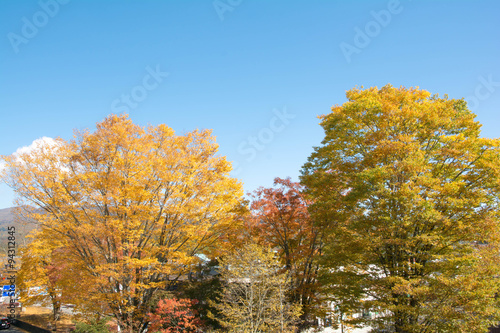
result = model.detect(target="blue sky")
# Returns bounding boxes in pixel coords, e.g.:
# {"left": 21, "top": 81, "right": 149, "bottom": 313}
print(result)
{"left": 0, "top": 0, "right": 499, "bottom": 209}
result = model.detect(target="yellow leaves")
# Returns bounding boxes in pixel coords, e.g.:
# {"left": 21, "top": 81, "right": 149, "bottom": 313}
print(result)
{"left": 302, "top": 85, "right": 500, "bottom": 332}
{"left": 2, "top": 114, "right": 245, "bottom": 331}
{"left": 213, "top": 243, "right": 302, "bottom": 332}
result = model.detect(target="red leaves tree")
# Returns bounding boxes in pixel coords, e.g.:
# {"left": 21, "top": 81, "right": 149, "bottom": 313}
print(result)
{"left": 148, "top": 298, "right": 202, "bottom": 333}
{"left": 249, "top": 177, "right": 322, "bottom": 327}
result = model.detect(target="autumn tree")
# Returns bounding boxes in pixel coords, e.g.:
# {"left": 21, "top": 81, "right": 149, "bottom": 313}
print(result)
{"left": 1, "top": 114, "right": 244, "bottom": 333}
{"left": 17, "top": 229, "right": 66, "bottom": 329}
{"left": 148, "top": 298, "right": 202, "bottom": 333}
{"left": 249, "top": 177, "right": 322, "bottom": 327}
{"left": 54, "top": 243, "right": 112, "bottom": 322}
{"left": 19, "top": 227, "right": 109, "bottom": 326}
{"left": 212, "top": 243, "right": 301, "bottom": 333}
{"left": 301, "top": 85, "right": 500, "bottom": 332}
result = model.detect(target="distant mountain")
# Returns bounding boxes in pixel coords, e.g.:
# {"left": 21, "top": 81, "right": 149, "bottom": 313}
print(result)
{"left": 0, "top": 207, "right": 38, "bottom": 248}
{"left": 0, "top": 207, "right": 17, "bottom": 230}
{"left": 0, "top": 207, "right": 14, "bottom": 225}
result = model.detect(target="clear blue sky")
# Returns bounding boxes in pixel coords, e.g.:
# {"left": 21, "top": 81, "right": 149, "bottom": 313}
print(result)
{"left": 1, "top": 0, "right": 499, "bottom": 209}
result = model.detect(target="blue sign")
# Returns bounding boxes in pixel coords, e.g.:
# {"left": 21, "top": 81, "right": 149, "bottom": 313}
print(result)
{"left": 2, "top": 285, "right": 15, "bottom": 297}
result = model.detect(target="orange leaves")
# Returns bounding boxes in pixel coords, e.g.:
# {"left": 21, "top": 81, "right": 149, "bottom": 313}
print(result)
{"left": 249, "top": 178, "right": 311, "bottom": 260}
{"left": 148, "top": 298, "right": 202, "bottom": 333}
{"left": 248, "top": 177, "right": 321, "bottom": 321}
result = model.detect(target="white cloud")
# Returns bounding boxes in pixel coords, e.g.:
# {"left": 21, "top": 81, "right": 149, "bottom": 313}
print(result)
{"left": 13, "top": 137, "right": 58, "bottom": 156}
{"left": 1, "top": 137, "right": 64, "bottom": 172}
{"left": 0, "top": 137, "right": 63, "bottom": 208}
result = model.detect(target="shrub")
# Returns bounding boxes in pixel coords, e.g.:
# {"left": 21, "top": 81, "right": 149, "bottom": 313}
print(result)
{"left": 148, "top": 298, "right": 202, "bottom": 333}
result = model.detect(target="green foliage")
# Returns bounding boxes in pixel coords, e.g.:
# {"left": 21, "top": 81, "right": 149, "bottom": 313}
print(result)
{"left": 74, "top": 318, "right": 111, "bottom": 333}
{"left": 180, "top": 262, "right": 224, "bottom": 330}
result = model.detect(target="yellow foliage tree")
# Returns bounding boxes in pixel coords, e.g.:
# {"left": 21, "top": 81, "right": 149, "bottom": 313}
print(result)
{"left": 301, "top": 85, "right": 500, "bottom": 332}
{"left": 1, "top": 114, "right": 244, "bottom": 333}
{"left": 212, "top": 243, "right": 301, "bottom": 333}
{"left": 17, "top": 230, "right": 64, "bottom": 328}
